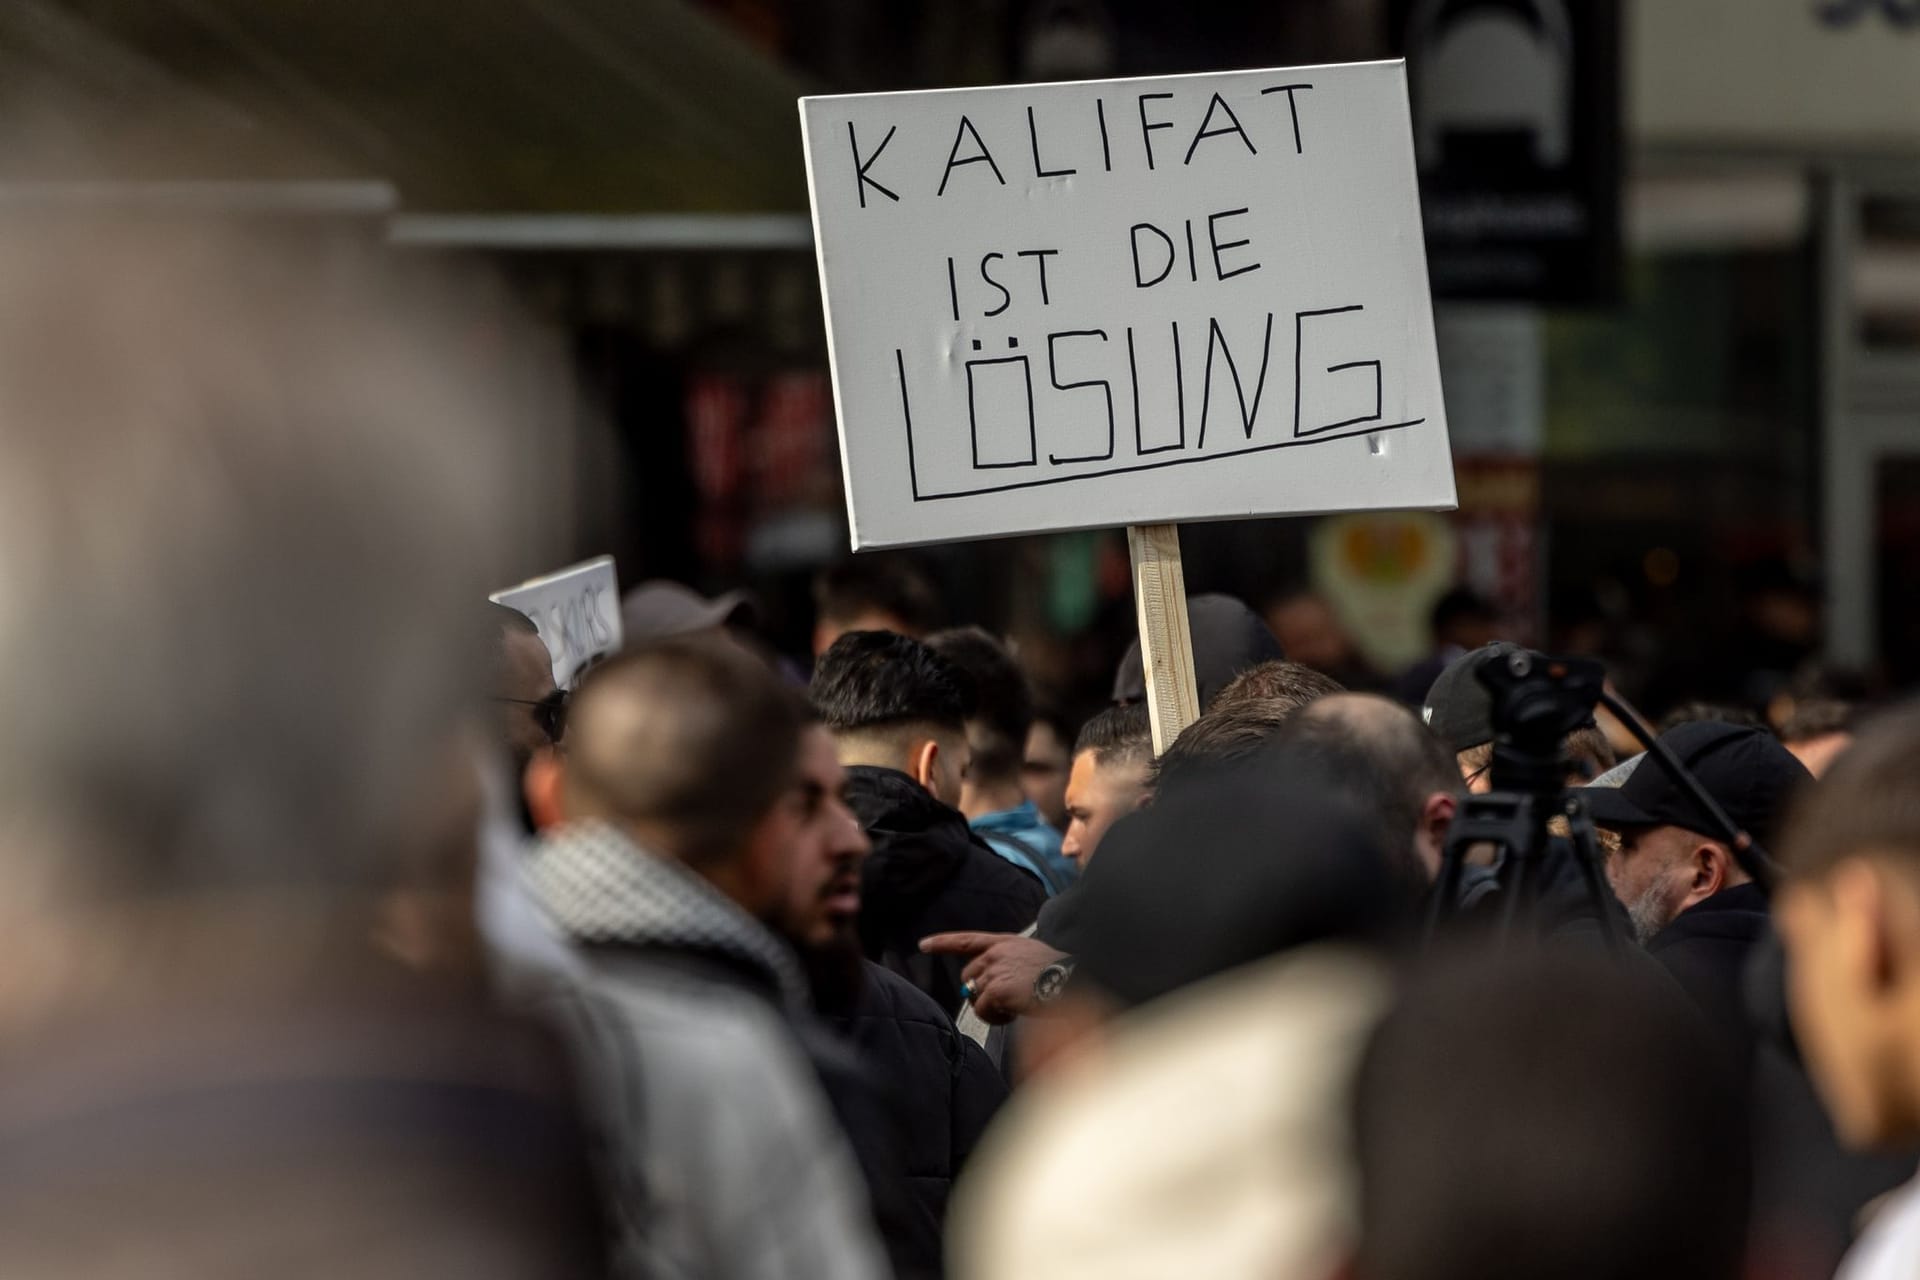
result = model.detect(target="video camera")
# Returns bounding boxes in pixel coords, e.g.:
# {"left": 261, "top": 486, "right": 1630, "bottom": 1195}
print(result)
{"left": 1427, "top": 647, "right": 1774, "bottom": 947}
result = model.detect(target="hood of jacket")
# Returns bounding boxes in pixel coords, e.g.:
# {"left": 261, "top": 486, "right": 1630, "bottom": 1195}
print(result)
{"left": 526, "top": 818, "right": 808, "bottom": 1009}
{"left": 1654, "top": 882, "right": 1770, "bottom": 950}
{"left": 845, "top": 765, "right": 984, "bottom": 907}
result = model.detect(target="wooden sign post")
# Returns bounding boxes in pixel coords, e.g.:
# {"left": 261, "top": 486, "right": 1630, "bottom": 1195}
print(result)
{"left": 1128, "top": 524, "right": 1200, "bottom": 752}
{"left": 800, "top": 61, "right": 1456, "bottom": 756}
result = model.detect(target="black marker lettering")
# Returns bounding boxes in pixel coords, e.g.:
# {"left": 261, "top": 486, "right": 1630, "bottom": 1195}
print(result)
{"left": 1198, "top": 313, "right": 1276, "bottom": 448}
{"left": 938, "top": 115, "right": 1007, "bottom": 197}
{"left": 1183, "top": 92, "right": 1258, "bottom": 165}
{"left": 1016, "top": 248, "right": 1060, "bottom": 304}
{"left": 1260, "top": 83, "right": 1314, "bottom": 155}
{"left": 1130, "top": 223, "right": 1175, "bottom": 288}
{"left": 1293, "top": 305, "right": 1383, "bottom": 437}
{"left": 1027, "top": 106, "right": 1077, "bottom": 179}
{"left": 965, "top": 351, "right": 1039, "bottom": 469}
{"left": 980, "top": 253, "right": 1012, "bottom": 317}
{"left": 1097, "top": 98, "right": 1113, "bottom": 172}
{"left": 848, "top": 122, "right": 900, "bottom": 208}
{"left": 1207, "top": 208, "right": 1261, "bottom": 280}
{"left": 1185, "top": 219, "right": 1197, "bottom": 283}
{"left": 1046, "top": 329, "right": 1115, "bottom": 464}
{"left": 1136, "top": 92, "right": 1175, "bottom": 171}
{"left": 947, "top": 256, "right": 960, "bottom": 322}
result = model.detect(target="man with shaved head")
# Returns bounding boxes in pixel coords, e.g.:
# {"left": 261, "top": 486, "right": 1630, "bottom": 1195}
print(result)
{"left": 529, "top": 637, "right": 888, "bottom": 1280}
{"left": 1273, "top": 693, "right": 1464, "bottom": 887}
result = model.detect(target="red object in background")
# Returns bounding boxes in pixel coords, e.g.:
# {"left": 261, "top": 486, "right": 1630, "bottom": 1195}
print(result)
{"left": 753, "top": 371, "right": 832, "bottom": 506}
{"left": 687, "top": 374, "right": 750, "bottom": 502}
{"left": 687, "top": 369, "right": 839, "bottom": 573}
{"left": 1454, "top": 456, "right": 1542, "bottom": 645}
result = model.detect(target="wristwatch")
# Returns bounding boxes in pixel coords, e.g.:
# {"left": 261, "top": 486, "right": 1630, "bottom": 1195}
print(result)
{"left": 1032, "top": 958, "right": 1077, "bottom": 1005}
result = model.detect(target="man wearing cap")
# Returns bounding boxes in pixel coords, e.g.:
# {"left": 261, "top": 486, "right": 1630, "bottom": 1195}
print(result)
{"left": 1581, "top": 721, "right": 1811, "bottom": 1027}
{"left": 1422, "top": 642, "right": 1616, "bottom": 791}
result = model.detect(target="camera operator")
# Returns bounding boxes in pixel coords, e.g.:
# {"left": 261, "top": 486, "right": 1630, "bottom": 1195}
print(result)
{"left": 1422, "top": 642, "right": 1617, "bottom": 792}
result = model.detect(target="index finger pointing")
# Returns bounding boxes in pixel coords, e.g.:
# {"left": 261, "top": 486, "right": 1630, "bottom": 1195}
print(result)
{"left": 919, "top": 931, "right": 1008, "bottom": 956}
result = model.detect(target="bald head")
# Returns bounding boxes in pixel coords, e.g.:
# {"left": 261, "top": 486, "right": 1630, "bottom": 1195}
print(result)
{"left": 564, "top": 638, "right": 801, "bottom": 867}
{"left": 1277, "top": 694, "right": 1463, "bottom": 884}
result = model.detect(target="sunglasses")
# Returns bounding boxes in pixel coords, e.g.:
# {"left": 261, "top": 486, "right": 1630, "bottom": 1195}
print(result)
{"left": 493, "top": 687, "right": 570, "bottom": 744}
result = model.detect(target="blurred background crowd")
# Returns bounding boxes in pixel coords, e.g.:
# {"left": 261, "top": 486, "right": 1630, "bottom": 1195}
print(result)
{"left": 5, "top": 2, "right": 1920, "bottom": 1280}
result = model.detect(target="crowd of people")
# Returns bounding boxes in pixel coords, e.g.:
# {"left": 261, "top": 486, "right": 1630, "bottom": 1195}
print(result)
{"left": 7, "top": 223, "right": 1920, "bottom": 1280}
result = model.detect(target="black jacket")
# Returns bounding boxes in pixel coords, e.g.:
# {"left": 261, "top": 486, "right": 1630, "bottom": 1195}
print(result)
{"left": 815, "top": 961, "right": 1007, "bottom": 1279}
{"left": 846, "top": 766, "right": 1047, "bottom": 1015}
{"left": 1649, "top": 882, "right": 1771, "bottom": 1039}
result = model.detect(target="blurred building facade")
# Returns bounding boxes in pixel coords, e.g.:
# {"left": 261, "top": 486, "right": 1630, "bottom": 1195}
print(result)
{"left": 7, "top": 0, "right": 1919, "bottom": 706}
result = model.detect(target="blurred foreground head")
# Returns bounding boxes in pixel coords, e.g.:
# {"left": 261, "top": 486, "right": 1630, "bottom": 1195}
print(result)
{"left": 952, "top": 745, "right": 1401, "bottom": 1280}
{"left": 0, "top": 220, "right": 555, "bottom": 996}
{"left": 1355, "top": 950, "right": 1749, "bottom": 1280}
{"left": 0, "top": 220, "right": 601, "bottom": 1275}
{"left": 1052, "top": 740, "right": 1410, "bottom": 1010}
{"left": 1777, "top": 703, "right": 1920, "bottom": 1147}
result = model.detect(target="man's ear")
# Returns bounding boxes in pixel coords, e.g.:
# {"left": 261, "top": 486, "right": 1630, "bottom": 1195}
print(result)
{"left": 1829, "top": 859, "right": 1898, "bottom": 995}
{"left": 910, "top": 738, "right": 941, "bottom": 798}
{"left": 1417, "top": 792, "right": 1457, "bottom": 878}
{"left": 1691, "top": 841, "right": 1733, "bottom": 900}
{"left": 524, "top": 746, "right": 565, "bottom": 832}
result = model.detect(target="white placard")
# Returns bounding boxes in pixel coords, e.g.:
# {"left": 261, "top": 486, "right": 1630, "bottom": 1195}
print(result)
{"left": 802, "top": 59, "right": 1456, "bottom": 550}
{"left": 490, "top": 556, "right": 622, "bottom": 688}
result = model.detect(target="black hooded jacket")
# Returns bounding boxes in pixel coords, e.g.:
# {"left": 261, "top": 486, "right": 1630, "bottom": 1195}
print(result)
{"left": 1649, "top": 881, "right": 1771, "bottom": 1038}
{"left": 808, "top": 960, "right": 1007, "bottom": 1278}
{"left": 845, "top": 766, "right": 1047, "bottom": 1015}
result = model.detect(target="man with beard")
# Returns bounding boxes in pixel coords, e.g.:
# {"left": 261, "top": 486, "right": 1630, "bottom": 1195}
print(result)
{"left": 529, "top": 639, "right": 888, "bottom": 1280}
{"left": 773, "top": 716, "right": 1008, "bottom": 1279}
{"left": 1580, "top": 721, "right": 1811, "bottom": 1028}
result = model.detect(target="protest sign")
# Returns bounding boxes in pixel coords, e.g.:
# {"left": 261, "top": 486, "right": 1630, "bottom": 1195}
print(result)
{"left": 801, "top": 59, "right": 1454, "bottom": 552}
{"left": 802, "top": 61, "right": 1454, "bottom": 745}
{"left": 490, "top": 556, "right": 622, "bottom": 687}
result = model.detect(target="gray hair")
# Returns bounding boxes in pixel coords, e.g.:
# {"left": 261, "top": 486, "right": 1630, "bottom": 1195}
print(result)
{"left": 0, "top": 221, "right": 565, "bottom": 904}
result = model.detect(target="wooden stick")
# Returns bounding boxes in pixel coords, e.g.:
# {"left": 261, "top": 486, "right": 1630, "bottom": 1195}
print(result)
{"left": 1127, "top": 523, "right": 1200, "bottom": 754}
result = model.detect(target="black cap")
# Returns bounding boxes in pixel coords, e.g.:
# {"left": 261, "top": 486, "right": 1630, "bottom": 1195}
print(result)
{"left": 1112, "top": 593, "right": 1284, "bottom": 708}
{"left": 1421, "top": 642, "right": 1522, "bottom": 752}
{"left": 1050, "top": 744, "right": 1405, "bottom": 1009}
{"left": 1576, "top": 721, "right": 1811, "bottom": 847}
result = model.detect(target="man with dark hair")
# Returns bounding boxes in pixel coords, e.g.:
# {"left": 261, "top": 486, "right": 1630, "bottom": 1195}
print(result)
{"left": 928, "top": 627, "right": 1074, "bottom": 893}
{"left": 1780, "top": 696, "right": 1855, "bottom": 777}
{"left": 925, "top": 705, "right": 1158, "bottom": 1034}
{"left": 771, "top": 711, "right": 1007, "bottom": 1280}
{"left": 1152, "top": 695, "right": 1308, "bottom": 793}
{"left": 1262, "top": 586, "right": 1371, "bottom": 685}
{"left": 1022, "top": 703, "right": 1076, "bottom": 832}
{"left": 489, "top": 601, "right": 562, "bottom": 779}
{"left": 1391, "top": 587, "right": 1501, "bottom": 707}
{"left": 1063, "top": 704, "right": 1154, "bottom": 872}
{"left": 1422, "top": 642, "right": 1616, "bottom": 791}
{"left": 530, "top": 638, "right": 888, "bottom": 1280}
{"left": 812, "top": 631, "right": 1046, "bottom": 1015}
{"left": 1274, "top": 694, "right": 1462, "bottom": 887}
{"left": 1209, "top": 659, "right": 1346, "bottom": 717}
{"left": 813, "top": 553, "right": 943, "bottom": 658}
{"left": 1354, "top": 951, "right": 1750, "bottom": 1280}
{"left": 1776, "top": 707, "right": 1920, "bottom": 1279}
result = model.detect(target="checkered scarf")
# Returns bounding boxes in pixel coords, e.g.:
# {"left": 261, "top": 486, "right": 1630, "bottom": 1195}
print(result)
{"left": 528, "top": 819, "right": 807, "bottom": 1009}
